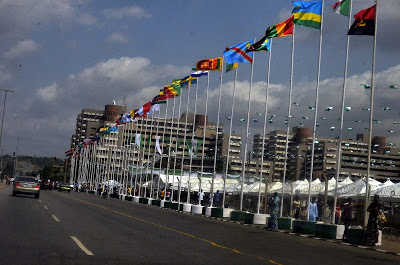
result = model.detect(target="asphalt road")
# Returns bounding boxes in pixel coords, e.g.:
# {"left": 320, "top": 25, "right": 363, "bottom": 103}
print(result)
{"left": 1, "top": 185, "right": 399, "bottom": 265}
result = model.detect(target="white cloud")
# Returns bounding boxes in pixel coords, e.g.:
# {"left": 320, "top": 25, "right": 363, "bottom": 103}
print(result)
{"left": 4, "top": 40, "right": 40, "bottom": 59}
{"left": 78, "top": 13, "right": 97, "bottom": 26}
{"left": 106, "top": 33, "right": 128, "bottom": 44}
{"left": 0, "top": 65, "right": 12, "bottom": 83}
{"left": 103, "top": 6, "right": 151, "bottom": 19}
{"left": 36, "top": 82, "right": 58, "bottom": 102}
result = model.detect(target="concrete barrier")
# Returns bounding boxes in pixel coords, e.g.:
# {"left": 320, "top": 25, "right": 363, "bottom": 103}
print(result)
{"left": 244, "top": 213, "right": 268, "bottom": 225}
{"left": 125, "top": 196, "right": 133, "bottom": 202}
{"left": 192, "top": 205, "right": 203, "bottom": 215}
{"left": 223, "top": 208, "right": 234, "bottom": 218}
{"left": 183, "top": 203, "right": 192, "bottom": 213}
{"left": 152, "top": 199, "right": 161, "bottom": 206}
{"left": 171, "top": 202, "right": 180, "bottom": 210}
{"left": 205, "top": 207, "right": 216, "bottom": 217}
{"left": 211, "top": 208, "right": 223, "bottom": 218}
{"left": 133, "top": 196, "right": 140, "bottom": 203}
{"left": 164, "top": 201, "right": 172, "bottom": 209}
{"left": 315, "top": 224, "right": 345, "bottom": 239}
{"left": 292, "top": 220, "right": 321, "bottom": 234}
{"left": 179, "top": 203, "right": 184, "bottom": 211}
{"left": 139, "top": 197, "right": 148, "bottom": 204}
{"left": 278, "top": 217, "right": 295, "bottom": 230}
{"left": 160, "top": 200, "right": 165, "bottom": 207}
{"left": 119, "top": 194, "right": 125, "bottom": 201}
{"left": 347, "top": 227, "right": 382, "bottom": 246}
{"left": 148, "top": 198, "right": 154, "bottom": 205}
{"left": 230, "top": 211, "right": 248, "bottom": 222}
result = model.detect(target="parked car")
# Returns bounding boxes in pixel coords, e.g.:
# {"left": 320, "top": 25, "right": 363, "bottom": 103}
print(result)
{"left": 41, "top": 179, "right": 53, "bottom": 190}
{"left": 58, "top": 183, "right": 72, "bottom": 192}
{"left": 13, "top": 176, "right": 40, "bottom": 198}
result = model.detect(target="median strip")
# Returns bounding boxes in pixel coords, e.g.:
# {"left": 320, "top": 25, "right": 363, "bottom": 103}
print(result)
{"left": 70, "top": 236, "right": 94, "bottom": 256}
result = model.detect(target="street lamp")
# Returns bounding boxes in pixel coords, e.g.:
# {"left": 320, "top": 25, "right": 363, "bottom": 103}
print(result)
{"left": 0, "top": 88, "right": 15, "bottom": 178}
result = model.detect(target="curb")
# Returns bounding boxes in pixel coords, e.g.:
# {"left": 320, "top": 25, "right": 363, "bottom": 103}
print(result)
{"left": 119, "top": 197, "right": 400, "bottom": 257}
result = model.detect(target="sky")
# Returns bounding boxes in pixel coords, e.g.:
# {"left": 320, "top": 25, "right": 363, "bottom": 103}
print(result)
{"left": 0, "top": 0, "right": 399, "bottom": 158}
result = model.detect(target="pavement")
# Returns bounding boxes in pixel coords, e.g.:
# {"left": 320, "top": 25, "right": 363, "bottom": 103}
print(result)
{"left": 1, "top": 186, "right": 400, "bottom": 265}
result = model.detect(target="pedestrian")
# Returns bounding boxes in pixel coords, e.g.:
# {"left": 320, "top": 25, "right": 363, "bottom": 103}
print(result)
{"left": 199, "top": 189, "right": 205, "bottom": 206}
{"left": 268, "top": 192, "right": 280, "bottom": 232}
{"left": 365, "top": 195, "right": 382, "bottom": 246}
{"left": 293, "top": 196, "right": 301, "bottom": 219}
{"left": 308, "top": 198, "right": 318, "bottom": 221}
{"left": 341, "top": 197, "right": 354, "bottom": 241}
{"left": 214, "top": 190, "right": 220, "bottom": 207}
{"left": 160, "top": 188, "right": 165, "bottom": 199}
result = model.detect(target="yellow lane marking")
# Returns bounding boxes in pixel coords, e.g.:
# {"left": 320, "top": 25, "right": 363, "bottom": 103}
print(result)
{"left": 70, "top": 236, "right": 94, "bottom": 256}
{"left": 52, "top": 215, "right": 60, "bottom": 222}
{"left": 71, "top": 196, "right": 282, "bottom": 265}
{"left": 38, "top": 200, "right": 42, "bottom": 203}
{"left": 44, "top": 205, "right": 48, "bottom": 210}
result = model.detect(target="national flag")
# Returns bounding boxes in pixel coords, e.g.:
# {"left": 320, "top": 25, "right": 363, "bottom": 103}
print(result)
{"left": 191, "top": 70, "right": 209, "bottom": 77}
{"left": 325, "top": 107, "right": 333, "bottom": 111}
{"left": 344, "top": 106, "right": 352, "bottom": 111}
{"left": 332, "top": 0, "right": 351, "bottom": 17}
{"left": 226, "top": 63, "right": 238, "bottom": 73}
{"left": 163, "top": 85, "right": 180, "bottom": 98}
{"left": 179, "top": 75, "right": 197, "bottom": 87}
{"left": 348, "top": 5, "right": 376, "bottom": 36}
{"left": 292, "top": 1, "right": 323, "bottom": 29}
{"left": 196, "top": 57, "right": 222, "bottom": 71}
{"left": 265, "top": 16, "right": 294, "bottom": 39}
{"left": 246, "top": 36, "right": 271, "bottom": 52}
{"left": 389, "top": 85, "right": 398, "bottom": 89}
{"left": 152, "top": 93, "right": 167, "bottom": 105}
{"left": 224, "top": 40, "right": 254, "bottom": 64}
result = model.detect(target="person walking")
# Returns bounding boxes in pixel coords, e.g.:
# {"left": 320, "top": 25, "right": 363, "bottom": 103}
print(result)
{"left": 341, "top": 197, "right": 354, "bottom": 241}
{"left": 365, "top": 195, "right": 382, "bottom": 246}
{"left": 308, "top": 198, "right": 318, "bottom": 222}
{"left": 268, "top": 192, "right": 280, "bottom": 232}
{"left": 199, "top": 189, "right": 205, "bottom": 206}
{"left": 213, "top": 190, "right": 220, "bottom": 207}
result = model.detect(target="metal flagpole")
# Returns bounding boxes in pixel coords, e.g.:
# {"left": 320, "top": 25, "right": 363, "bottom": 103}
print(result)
{"left": 187, "top": 81, "right": 199, "bottom": 204}
{"left": 258, "top": 39, "right": 272, "bottom": 214}
{"left": 199, "top": 73, "right": 210, "bottom": 206}
{"left": 132, "top": 120, "right": 140, "bottom": 196}
{"left": 151, "top": 105, "right": 162, "bottom": 199}
{"left": 165, "top": 97, "right": 177, "bottom": 200}
{"left": 210, "top": 60, "right": 224, "bottom": 208}
{"left": 222, "top": 67, "right": 239, "bottom": 209}
{"left": 239, "top": 46, "right": 256, "bottom": 212}
{"left": 140, "top": 116, "right": 149, "bottom": 198}
{"left": 280, "top": 27, "right": 296, "bottom": 217}
{"left": 307, "top": 1, "right": 325, "bottom": 221}
{"left": 159, "top": 99, "right": 170, "bottom": 200}
{"left": 137, "top": 118, "right": 144, "bottom": 197}
{"left": 364, "top": 0, "right": 379, "bottom": 227}
{"left": 332, "top": 0, "right": 353, "bottom": 224}
{"left": 179, "top": 83, "right": 192, "bottom": 203}
{"left": 145, "top": 112, "right": 155, "bottom": 198}
{"left": 172, "top": 91, "right": 183, "bottom": 202}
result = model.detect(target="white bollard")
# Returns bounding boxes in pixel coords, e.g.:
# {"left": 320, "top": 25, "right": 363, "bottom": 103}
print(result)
{"left": 183, "top": 203, "right": 192, "bottom": 213}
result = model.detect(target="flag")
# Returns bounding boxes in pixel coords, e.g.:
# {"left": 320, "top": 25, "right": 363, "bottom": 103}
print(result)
{"left": 196, "top": 57, "right": 222, "bottom": 71}
{"left": 163, "top": 85, "right": 180, "bottom": 98}
{"left": 292, "top": 1, "right": 323, "bottom": 29}
{"left": 224, "top": 40, "right": 254, "bottom": 64}
{"left": 332, "top": 0, "right": 351, "bottom": 17}
{"left": 179, "top": 75, "right": 197, "bottom": 87}
{"left": 344, "top": 106, "right": 352, "bottom": 111}
{"left": 389, "top": 85, "right": 398, "bottom": 89}
{"left": 152, "top": 94, "right": 167, "bottom": 105}
{"left": 265, "top": 16, "right": 294, "bottom": 39}
{"left": 226, "top": 63, "right": 238, "bottom": 73}
{"left": 325, "top": 107, "right": 333, "bottom": 111}
{"left": 191, "top": 70, "right": 209, "bottom": 77}
{"left": 246, "top": 36, "right": 271, "bottom": 52}
{"left": 348, "top": 5, "right": 376, "bottom": 36}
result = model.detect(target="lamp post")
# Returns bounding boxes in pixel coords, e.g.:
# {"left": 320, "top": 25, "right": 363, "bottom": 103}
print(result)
{"left": 0, "top": 88, "right": 15, "bottom": 178}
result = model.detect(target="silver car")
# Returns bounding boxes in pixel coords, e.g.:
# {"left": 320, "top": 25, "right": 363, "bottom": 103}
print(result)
{"left": 13, "top": 176, "right": 40, "bottom": 198}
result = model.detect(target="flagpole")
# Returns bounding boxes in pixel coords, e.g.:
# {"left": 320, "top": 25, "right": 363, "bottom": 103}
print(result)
{"left": 240, "top": 48, "right": 256, "bottom": 212}
{"left": 280, "top": 27, "right": 296, "bottom": 217}
{"left": 151, "top": 105, "right": 162, "bottom": 199}
{"left": 199, "top": 73, "right": 210, "bottom": 206}
{"left": 165, "top": 96, "right": 177, "bottom": 201}
{"left": 172, "top": 91, "right": 183, "bottom": 202}
{"left": 332, "top": 0, "right": 353, "bottom": 224}
{"left": 258, "top": 39, "right": 273, "bottom": 214}
{"left": 132, "top": 120, "right": 139, "bottom": 196}
{"left": 307, "top": 0, "right": 325, "bottom": 221}
{"left": 210, "top": 60, "right": 224, "bottom": 208}
{"left": 222, "top": 67, "right": 238, "bottom": 209}
{"left": 187, "top": 81, "right": 199, "bottom": 204}
{"left": 159, "top": 98, "right": 170, "bottom": 200}
{"left": 364, "top": 0, "right": 379, "bottom": 227}
{"left": 136, "top": 118, "right": 144, "bottom": 197}
{"left": 179, "top": 83, "right": 191, "bottom": 203}
{"left": 145, "top": 112, "right": 154, "bottom": 198}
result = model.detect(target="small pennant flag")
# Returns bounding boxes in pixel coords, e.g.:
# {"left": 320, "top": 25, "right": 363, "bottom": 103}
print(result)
{"left": 347, "top": 128, "right": 353, "bottom": 131}
{"left": 316, "top": 123, "right": 320, "bottom": 127}
{"left": 361, "top": 84, "right": 371, "bottom": 89}
{"left": 344, "top": 106, "right": 352, "bottom": 111}
{"left": 308, "top": 106, "right": 315, "bottom": 110}
{"left": 299, "top": 123, "right": 304, "bottom": 126}
{"left": 362, "top": 108, "right": 370, "bottom": 111}
{"left": 293, "top": 102, "right": 299, "bottom": 106}
{"left": 355, "top": 120, "right": 363, "bottom": 123}
{"left": 268, "top": 119, "right": 273, "bottom": 123}
{"left": 389, "top": 85, "right": 398, "bottom": 89}
{"left": 270, "top": 114, "right": 277, "bottom": 118}
{"left": 302, "top": 116, "right": 309, "bottom": 120}
{"left": 383, "top": 107, "right": 391, "bottom": 111}
{"left": 330, "top": 126, "right": 336, "bottom": 131}
{"left": 252, "top": 118, "right": 258, "bottom": 122}
{"left": 256, "top": 112, "right": 263, "bottom": 116}
{"left": 393, "top": 122, "right": 400, "bottom": 124}
{"left": 226, "top": 117, "right": 231, "bottom": 120}
{"left": 239, "top": 118, "right": 245, "bottom": 122}
{"left": 325, "top": 107, "right": 333, "bottom": 111}
{"left": 373, "top": 120, "right": 381, "bottom": 123}
{"left": 388, "top": 130, "right": 394, "bottom": 133}
{"left": 337, "top": 118, "right": 341, "bottom": 121}
{"left": 321, "top": 117, "right": 327, "bottom": 120}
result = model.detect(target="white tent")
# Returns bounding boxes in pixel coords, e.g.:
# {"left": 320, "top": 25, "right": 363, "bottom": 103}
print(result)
{"left": 375, "top": 182, "right": 400, "bottom": 199}
{"left": 329, "top": 177, "right": 381, "bottom": 197}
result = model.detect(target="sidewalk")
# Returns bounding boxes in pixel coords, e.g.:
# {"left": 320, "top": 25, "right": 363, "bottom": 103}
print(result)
{"left": 378, "top": 235, "right": 400, "bottom": 254}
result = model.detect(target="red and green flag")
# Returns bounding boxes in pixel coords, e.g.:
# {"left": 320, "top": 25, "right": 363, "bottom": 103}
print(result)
{"left": 265, "top": 16, "right": 294, "bottom": 39}
{"left": 196, "top": 57, "right": 222, "bottom": 71}
{"left": 348, "top": 5, "right": 376, "bottom": 36}
{"left": 332, "top": 0, "right": 351, "bottom": 17}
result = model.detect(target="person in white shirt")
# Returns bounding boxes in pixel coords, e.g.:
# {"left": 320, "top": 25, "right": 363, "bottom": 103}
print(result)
{"left": 199, "top": 189, "right": 205, "bottom": 206}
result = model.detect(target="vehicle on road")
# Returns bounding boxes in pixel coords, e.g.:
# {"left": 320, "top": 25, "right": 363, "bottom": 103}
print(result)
{"left": 58, "top": 183, "right": 72, "bottom": 192}
{"left": 13, "top": 176, "right": 40, "bottom": 198}
{"left": 41, "top": 179, "right": 53, "bottom": 190}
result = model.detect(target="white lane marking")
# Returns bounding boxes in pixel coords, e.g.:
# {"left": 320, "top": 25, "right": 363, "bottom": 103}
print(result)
{"left": 70, "top": 236, "right": 94, "bottom": 256}
{"left": 44, "top": 205, "right": 48, "bottom": 210}
{"left": 52, "top": 215, "right": 60, "bottom": 222}
{"left": 38, "top": 200, "right": 42, "bottom": 203}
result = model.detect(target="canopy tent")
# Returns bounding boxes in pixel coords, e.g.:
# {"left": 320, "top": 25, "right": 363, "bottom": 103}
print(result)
{"left": 374, "top": 182, "right": 400, "bottom": 200}
{"left": 328, "top": 177, "right": 382, "bottom": 197}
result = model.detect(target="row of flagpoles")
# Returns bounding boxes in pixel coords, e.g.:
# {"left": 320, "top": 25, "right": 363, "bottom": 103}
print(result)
{"left": 67, "top": 0, "right": 382, "bottom": 224}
